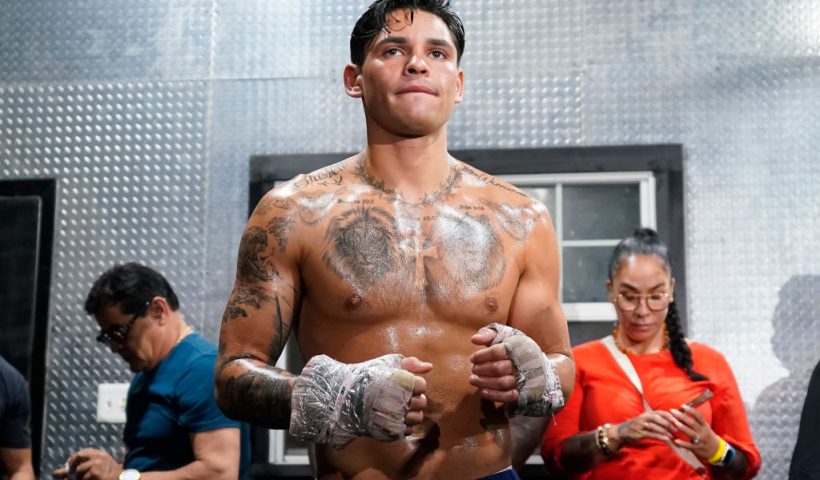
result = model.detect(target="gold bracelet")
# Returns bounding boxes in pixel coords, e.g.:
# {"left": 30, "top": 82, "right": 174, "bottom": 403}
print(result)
{"left": 596, "top": 423, "right": 614, "bottom": 454}
{"left": 707, "top": 437, "right": 728, "bottom": 464}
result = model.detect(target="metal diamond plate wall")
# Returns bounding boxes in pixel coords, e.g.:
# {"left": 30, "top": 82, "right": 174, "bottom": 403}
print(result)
{"left": 1, "top": 0, "right": 819, "bottom": 477}
{"left": 0, "top": 80, "right": 208, "bottom": 469}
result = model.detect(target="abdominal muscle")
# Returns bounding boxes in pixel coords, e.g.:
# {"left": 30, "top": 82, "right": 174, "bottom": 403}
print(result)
{"left": 298, "top": 312, "right": 513, "bottom": 479}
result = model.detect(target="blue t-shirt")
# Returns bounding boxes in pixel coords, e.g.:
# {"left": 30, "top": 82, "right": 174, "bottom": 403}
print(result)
{"left": 0, "top": 355, "right": 31, "bottom": 449}
{"left": 123, "top": 332, "right": 250, "bottom": 477}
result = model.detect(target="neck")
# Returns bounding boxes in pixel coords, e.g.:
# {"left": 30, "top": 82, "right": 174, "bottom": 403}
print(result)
{"left": 613, "top": 327, "right": 667, "bottom": 355}
{"left": 359, "top": 131, "right": 455, "bottom": 204}
{"left": 157, "top": 313, "right": 192, "bottom": 360}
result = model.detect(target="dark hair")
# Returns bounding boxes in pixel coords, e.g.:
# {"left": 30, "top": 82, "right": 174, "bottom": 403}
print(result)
{"left": 84, "top": 262, "right": 179, "bottom": 316}
{"left": 609, "top": 228, "right": 707, "bottom": 382}
{"left": 350, "top": 0, "right": 465, "bottom": 66}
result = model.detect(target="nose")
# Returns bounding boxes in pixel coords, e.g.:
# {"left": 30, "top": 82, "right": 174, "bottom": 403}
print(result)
{"left": 405, "top": 54, "right": 429, "bottom": 75}
{"left": 634, "top": 297, "right": 650, "bottom": 315}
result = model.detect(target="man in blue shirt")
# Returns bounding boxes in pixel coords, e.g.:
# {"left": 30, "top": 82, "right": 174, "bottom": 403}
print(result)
{"left": 0, "top": 354, "right": 35, "bottom": 480}
{"left": 53, "top": 263, "right": 249, "bottom": 480}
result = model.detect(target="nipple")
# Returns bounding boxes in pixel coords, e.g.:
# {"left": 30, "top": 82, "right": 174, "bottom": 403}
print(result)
{"left": 345, "top": 293, "right": 363, "bottom": 312}
{"left": 484, "top": 296, "right": 498, "bottom": 312}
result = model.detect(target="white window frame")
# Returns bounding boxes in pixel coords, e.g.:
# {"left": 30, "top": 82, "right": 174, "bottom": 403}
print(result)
{"left": 501, "top": 171, "right": 656, "bottom": 325}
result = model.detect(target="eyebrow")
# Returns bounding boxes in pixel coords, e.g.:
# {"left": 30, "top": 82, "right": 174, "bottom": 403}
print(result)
{"left": 374, "top": 36, "right": 455, "bottom": 52}
{"left": 618, "top": 282, "right": 667, "bottom": 291}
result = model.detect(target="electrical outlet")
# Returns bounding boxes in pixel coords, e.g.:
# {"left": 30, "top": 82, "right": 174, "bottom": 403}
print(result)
{"left": 96, "top": 383, "right": 129, "bottom": 423}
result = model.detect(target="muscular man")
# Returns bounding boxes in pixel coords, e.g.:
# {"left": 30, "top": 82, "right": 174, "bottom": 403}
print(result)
{"left": 53, "top": 263, "right": 249, "bottom": 480}
{"left": 0, "top": 355, "right": 35, "bottom": 480}
{"left": 215, "top": 1, "right": 574, "bottom": 478}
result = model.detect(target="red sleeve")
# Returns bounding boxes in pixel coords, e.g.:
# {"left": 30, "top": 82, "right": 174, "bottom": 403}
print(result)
{"left": 541, "top": 355, "right": 585, "bottom": 473}
{"left": 693, "top": 344, "right": 762, "bottom": 479}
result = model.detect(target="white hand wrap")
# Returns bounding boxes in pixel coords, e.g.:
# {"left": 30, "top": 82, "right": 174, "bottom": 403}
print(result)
{"left": 485, "top": 323, "right": 565, "bottom": 417}
{"left": 289, "top": 353, "right": 416, "bottom": 450}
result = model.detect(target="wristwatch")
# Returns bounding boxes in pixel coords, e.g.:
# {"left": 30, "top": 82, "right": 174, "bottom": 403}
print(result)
{"left": 119, "top": 469, "right": 141, "bottom": 480}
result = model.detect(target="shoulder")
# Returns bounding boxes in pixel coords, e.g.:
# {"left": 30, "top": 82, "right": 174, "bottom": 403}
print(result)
{"left": 688, "top": 341, "right": 734, "bottom": 374}
{"left": 0, "top": 357, "right": 27, "bottom": 396}
{"left": 250, "top": 157, "right": 355, "bottom": 219}
{"left": 572, "top": 339, "right": 609, "bottom": 362}
{"left": 457, "top": 161, "right": 538, "bottom": 205}
{"left": 170, "top": 334, "right": 218, "bottom": 371}
{"left": 456, "top": 161, "right": 553, "bottom": 238}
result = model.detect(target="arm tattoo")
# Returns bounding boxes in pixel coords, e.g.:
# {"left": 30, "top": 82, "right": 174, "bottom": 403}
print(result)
{"left": 223, "top": 284, "right": 276, "bottom": 323}
{"left": 218, "top": 296, "right": 295, "bottom": 428}
{"left": 237, "top": 226, "right": 278, "bottom": 282}
{"left": 220, "top": 366, "right": 294, "bottom": 429}
{"left": 266, "top": 216, "right": 292, "bottom": 251}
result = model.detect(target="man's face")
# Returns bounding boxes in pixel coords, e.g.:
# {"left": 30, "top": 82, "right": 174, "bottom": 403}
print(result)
{"left": 346, "top": 9, "right": 464, "bottom": 138}
{"left": 95, "top": 303, "right": 156, "bottom": 372}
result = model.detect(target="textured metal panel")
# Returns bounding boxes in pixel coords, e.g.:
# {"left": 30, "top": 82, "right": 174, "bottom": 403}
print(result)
{"left": 214, "top": 0, "right": 367, "bottom": 79}
{"left": 0, "top": 81, "right": 208, "bottom": 469}
{"left": 0, "top": 0, "right": 212, "bottom": 82}
{"left": 0, "top": 1, "right": 818, "bottom": 477}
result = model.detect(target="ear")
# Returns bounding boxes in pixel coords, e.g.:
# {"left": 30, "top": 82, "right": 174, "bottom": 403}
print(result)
{"left": 149, "top": 296, "right": 171, "bottom": 324}
{"left": 606, "top": 279, "right": 614, "bottom": 301}
{"left": 344, "top": 63, "right": 363, "bottom": 98}
{"left": 670, "top": 277, "right": 676, "bottom": 302}
{"left": 454, "top": 68, "right": 464, "bottom": 104}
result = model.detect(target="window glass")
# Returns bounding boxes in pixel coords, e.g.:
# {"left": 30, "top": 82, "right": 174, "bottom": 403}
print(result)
{"left": 562, "top": 246, "right": 612, "bottom": 303}
{"left": 563, "top": 184, "right": 639, "bottom": 240}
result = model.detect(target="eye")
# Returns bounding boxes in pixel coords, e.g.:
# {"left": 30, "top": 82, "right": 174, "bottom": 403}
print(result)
{"left": 430, "top": 50, "right": 446, "bottom": 59}
{"left": 622, "top": 293, "right": 638, "bottom": 302}
{"left": 649, "top": 293, "right": 665, "bottom": 301}
{"left": 385, "top": 47, "right": 403, "bottom": 56}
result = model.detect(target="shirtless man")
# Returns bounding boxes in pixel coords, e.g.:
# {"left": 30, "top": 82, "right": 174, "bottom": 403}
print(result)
{"left": 215, "top": 1, "right": 574, "bottom": 478}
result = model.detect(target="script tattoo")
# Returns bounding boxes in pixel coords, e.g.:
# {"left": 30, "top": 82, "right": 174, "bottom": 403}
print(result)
{"left": 237, "top": 226, "right": 277, "bottom": 282}
{"left": 294, "top": 165, "right": 344, "bottom": 190}
{"left": 323, "top": 207, "right": 403, "bottom": 290}
{"left": 461, "top": 167, "right": 529, "bottom": 199}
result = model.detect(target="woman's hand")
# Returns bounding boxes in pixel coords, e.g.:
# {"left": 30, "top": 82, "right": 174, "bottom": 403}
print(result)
{"left": 671, "top": 404, "right": 720, "bottom": 460}
{"left": 610, "top": 410, "right": 677, "bottom": 450}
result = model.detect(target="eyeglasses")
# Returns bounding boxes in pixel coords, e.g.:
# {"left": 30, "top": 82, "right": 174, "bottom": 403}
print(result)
{"left": 96, "top": 301, "right": 150, "bottom": 346}
{"left": 615, "top": 292, "right": 672, "bottom": 312}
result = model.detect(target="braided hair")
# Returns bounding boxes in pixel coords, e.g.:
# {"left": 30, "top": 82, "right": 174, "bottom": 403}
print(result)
{"left": 608, "top": 228, "right": 707, "bottom": 382}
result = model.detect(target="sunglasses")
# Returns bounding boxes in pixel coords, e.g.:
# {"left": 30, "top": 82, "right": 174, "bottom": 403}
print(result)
{"left": 96, "top": 301, "right": 150, "bottom": 346}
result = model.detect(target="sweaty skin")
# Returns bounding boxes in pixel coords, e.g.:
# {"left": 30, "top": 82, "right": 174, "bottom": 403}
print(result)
{"left": 216, "top": 157, "right": 572, "bottom": 479}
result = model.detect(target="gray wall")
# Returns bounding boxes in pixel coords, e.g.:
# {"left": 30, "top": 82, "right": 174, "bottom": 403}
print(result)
{"left": 1, "top": 1, "right": 818, "bottom": 477}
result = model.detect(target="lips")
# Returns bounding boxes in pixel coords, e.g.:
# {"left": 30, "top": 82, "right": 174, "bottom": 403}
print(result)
{"left": 397, "top": 85, "right": 437, "bottom": 95}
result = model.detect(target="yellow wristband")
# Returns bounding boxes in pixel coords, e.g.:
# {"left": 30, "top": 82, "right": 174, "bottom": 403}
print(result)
{"left": 707, "top": 437, "right": 728, "bottom": 464}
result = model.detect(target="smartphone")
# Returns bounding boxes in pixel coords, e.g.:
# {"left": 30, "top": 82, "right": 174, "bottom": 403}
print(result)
{"left": 684, "top": 389, "right": 713, "bottom": 408}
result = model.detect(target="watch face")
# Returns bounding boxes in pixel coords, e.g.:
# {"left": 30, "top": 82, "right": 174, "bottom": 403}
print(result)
{"left": 119, "top": 469, "right": 140, "bottom": 480}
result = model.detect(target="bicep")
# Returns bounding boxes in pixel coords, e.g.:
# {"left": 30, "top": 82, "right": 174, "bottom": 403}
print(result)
{"left": 507, "top": 214, "right": 571, "bottom": 358}
{"left": 218, "top": 204, "right": 302, "bottom": 367}
{"left": 0, "top": 448, "right": 33, "bottom": 477}
{"left": 189, "top": 428, "right": 240, "bottom": 474}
